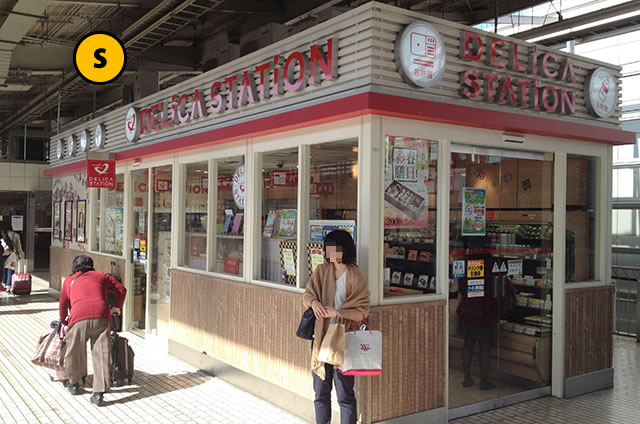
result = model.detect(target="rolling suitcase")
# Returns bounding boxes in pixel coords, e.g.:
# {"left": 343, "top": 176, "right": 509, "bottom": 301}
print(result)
{"left": 110, "top": 330, "right": 134, "bottom": 386}
{"left": 11, "top": 272, "right": 32, "bottom": 295}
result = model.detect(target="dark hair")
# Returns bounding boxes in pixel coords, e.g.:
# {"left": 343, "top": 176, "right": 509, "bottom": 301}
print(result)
{"left": 71, "top": 255, "right": 94, "bottom": 274}
{"left": 0, "top": 220, "right": 9, "bottom": 233}
{"left": 1, "top": 230, "right": 14, "bottom": 251}
{"left": 324, "top": 230, "right": 357, "bottom": 265}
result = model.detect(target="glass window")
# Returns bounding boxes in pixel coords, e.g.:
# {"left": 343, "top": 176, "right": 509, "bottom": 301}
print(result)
{"left": 260, "top": 148, "right": 298, "bottom": 285}
{"left": 566, "top": 156, "right": 596, "bottom": 282}
{"left": 214, "top": 156, "right": 245, "bottom": 276}
{"left": 182, "top": 162, "right": 208, "bottom": 270}
{"left": 613, "top": 168, "right": 634, "bottom": 198}
{"left": 306, "top": 140, "right": 359, "bottom": 286}
{"left": 95, "top": 188, "right": 101, "bottom": 251}
{"left": 383, "top": 137, "right": 438, "bottom": 297}
{"left": 102, "top": 174, "right": 124, "bottom": 256}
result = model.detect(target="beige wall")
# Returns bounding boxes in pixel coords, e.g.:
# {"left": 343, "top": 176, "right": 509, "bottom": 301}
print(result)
{"left": 0, "top": 162, "right": 51, "bottom": 191}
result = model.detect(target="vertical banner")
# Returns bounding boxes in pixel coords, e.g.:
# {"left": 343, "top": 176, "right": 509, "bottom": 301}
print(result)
{"left": 462, "top": 187, "right": 486, "bottom": 236}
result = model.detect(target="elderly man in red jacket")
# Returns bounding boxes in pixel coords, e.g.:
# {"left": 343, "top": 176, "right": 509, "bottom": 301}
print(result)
{"left": 59, "top": 255, "right": 126, "bottom": 406}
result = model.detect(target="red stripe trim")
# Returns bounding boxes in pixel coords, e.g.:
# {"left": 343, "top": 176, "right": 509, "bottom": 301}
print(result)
{"left": 45, "top": 92, "right": 635, "bottom": 176}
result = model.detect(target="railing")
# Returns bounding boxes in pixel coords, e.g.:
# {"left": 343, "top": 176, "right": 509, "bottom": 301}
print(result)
{"left": 612, "top": 265, "right": 639, "bottom": 340}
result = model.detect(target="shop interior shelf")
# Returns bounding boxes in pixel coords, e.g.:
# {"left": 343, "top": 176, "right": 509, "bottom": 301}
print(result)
{"left": 216, "top": 234, "right": 244, "bottom": 239}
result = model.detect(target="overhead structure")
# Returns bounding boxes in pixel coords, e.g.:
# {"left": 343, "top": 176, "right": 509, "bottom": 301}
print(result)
{"left": 0, "top": 0, "right": 552, "bottom": 139}
{"left": 511, "top": 0, "right": 640, "bottom": 46}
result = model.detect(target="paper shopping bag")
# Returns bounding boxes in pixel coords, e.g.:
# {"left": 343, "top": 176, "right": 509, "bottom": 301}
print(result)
{"left": 339, "top": 328, "right": 382, "bottom": 376}
{"left": 317, "top": 322, "right": 345, "bottom": 366}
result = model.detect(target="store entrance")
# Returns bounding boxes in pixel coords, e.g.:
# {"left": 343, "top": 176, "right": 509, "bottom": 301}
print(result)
{"left": 128, "top": 165, "right": 173, "bottom": 339}
{"left": 448, "top": 145, "right": 553, "bottom": 415}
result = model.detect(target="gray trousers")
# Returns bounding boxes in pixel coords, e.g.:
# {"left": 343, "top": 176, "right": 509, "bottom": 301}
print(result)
{"left": 65, "top": 318, "right": 111, "bottom": 393}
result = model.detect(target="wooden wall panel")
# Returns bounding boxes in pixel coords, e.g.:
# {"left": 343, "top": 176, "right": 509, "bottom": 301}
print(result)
{"left": 565, "top": 285, "right": 614, "bottom": 378}
{"left": 170, "top": 270, "right": 314, "bottom": 401}
{"left": 170, "top": 270, "right": 446, "bottom": 424}
{"left": 50, "top": 246, "right": 126, "bottom": 291}
{"left": 354, "top": 301, "right": 447, "bottom": 423}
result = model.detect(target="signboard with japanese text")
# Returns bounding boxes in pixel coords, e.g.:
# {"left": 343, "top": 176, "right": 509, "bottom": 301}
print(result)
{"left": 462, "top": 187, "right": 486, "bottom": 236}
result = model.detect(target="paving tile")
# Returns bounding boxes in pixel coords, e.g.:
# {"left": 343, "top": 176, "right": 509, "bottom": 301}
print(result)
{"left": 0, "top": 274, "right": 308, "bottom": 424}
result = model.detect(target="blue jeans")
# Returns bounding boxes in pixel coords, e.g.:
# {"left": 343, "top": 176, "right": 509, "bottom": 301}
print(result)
{"left": 2, "top": 268, "right": 14, "bottom": 289}
{"left": 312, "top": 363, "right": 357, "bottom": 424}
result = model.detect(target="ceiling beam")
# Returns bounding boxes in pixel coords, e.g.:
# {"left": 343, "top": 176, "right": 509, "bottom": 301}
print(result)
{"left": 537, "top": 14, "right": 640, "bottom": 47}
{"left": 51, "top": 0, "right": 158, "bottom": 7}
{"left": 471, "top": 0, "right": 550, "bottom": 25}
{"left": 511, "top": 0, "right": 640, "bottom": 41}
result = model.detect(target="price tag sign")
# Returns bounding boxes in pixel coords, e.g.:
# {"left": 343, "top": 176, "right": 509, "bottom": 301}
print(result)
{"left": 467, "top": 260, "right": 484, "bottom": 278}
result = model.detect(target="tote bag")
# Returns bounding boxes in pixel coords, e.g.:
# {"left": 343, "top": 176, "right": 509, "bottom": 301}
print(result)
{"left": 32, "top": 322, "right": 67, "bottom": 371}
{"left": 339, "top": 318, "right": 382, "bottom": 376}
{"left": 317, "top": 322, "right": 345, "bottom": 366}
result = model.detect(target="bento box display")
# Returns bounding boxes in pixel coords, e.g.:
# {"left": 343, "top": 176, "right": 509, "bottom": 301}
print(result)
{"left": 384, "top": 180, "right": 427, "bottom": 220}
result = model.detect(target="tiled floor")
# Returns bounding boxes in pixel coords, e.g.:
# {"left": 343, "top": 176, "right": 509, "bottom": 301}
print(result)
{"left": 2, "top": 274, "right": 639, "bottom": 423}
{"left": 0, "top": 274, "right": 307, "bottom": 424}
{"left": 450, "top": 337, "right": 640, "bottom": 424}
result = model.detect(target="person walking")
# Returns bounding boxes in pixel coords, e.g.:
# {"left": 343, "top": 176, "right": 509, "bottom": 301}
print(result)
{"left": 302, "top": 230, "right": 370, "bottom": 424}
{"left": 59, "top": 255, "right": 126, "bottom": 406}
{"left": 1, "top": 220, "right": 24, "bottom": 292}
{"left": 1, "top": 229, "right": 15, "bottom": 292}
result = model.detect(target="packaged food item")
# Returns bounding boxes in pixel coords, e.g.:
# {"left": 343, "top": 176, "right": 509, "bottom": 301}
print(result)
{"left": 517, "top": 296, "right": 530, "bottom": 307}
{"left": 403, "top": 273, "right": 414, "bottom": 286}
{"left": 392, "top": 271, "right": 402, "bottom": 285}
{"left": 384, "top": 180, "right": 427, "bottom": 220}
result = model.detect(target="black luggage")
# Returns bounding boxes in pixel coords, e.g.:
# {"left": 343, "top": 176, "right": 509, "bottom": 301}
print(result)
{"left": 110, "top": 330, "right": 134, "bottom": 386}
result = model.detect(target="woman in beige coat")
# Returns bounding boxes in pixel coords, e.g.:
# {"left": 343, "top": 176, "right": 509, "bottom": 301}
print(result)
{"left": 302, "top": 230, "right": 370, "bottom": 424}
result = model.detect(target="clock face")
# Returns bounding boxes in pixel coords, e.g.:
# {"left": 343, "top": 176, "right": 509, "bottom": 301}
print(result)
{"left": 79, "top": 130, "right": 88, "bottom": 152}
{"left": 94, "top": 123, "right": 105, "bottom": 148}
{"left": 67, "top": 135, "right": 75, "bottom": 156}
{"left": 56, "top": 139, "right": 63, "bottom": 159}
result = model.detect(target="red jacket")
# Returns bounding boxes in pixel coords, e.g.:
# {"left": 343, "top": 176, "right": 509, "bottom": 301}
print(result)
{"left": 59, "top": 271, "right": 126, "bottom": 328}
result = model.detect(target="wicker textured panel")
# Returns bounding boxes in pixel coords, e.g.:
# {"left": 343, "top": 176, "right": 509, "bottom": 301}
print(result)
{"left": 170, "top": 269, "right": 314, "bottom": 400}
{"left": 353, "top": 301, "right": 446, "bottom": 423}
{"left": 170, "top": 270, "right": 446, "bottom": 424}
{"left": 49, "top": 246, "right": 126, "bottom": 291}
{"left": 565, "top": 285, "right": 614, "bottom": 378}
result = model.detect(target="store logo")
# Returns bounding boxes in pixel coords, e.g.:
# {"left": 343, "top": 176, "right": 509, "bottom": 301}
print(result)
{"left": 93, "top": 162, "right": 110, "bottom": 175}
{"left": 56, "top": 139, "right": 63, "bottom": 160}
{"left": 79, "top": 130, "right": 88, "bottom": 152}
{"left": 395, "top": 21, "right": 446, "bottom": 88}
{"left": 233, "top": 164, "right": 246, "bottom": 210}
{"left": 87, "top": 159, "right": 116, "bottom": 188}
{"left": 94, "top": 123, "right": 105, "bottom": 149}
{"left": 125, "top": 107, "right": 141, "bottom": 143}
{"left": 585, "top": 67, "right": 618, "bottom": 119}
{"left": 360, "top": 344, "right": 371, "bottom": 352}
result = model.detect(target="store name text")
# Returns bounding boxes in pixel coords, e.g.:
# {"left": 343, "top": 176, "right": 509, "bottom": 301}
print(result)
{"left": 129, "top": 38, "right": 338, "bottom": 141}
{"left": 458, "top": 31, "right": 577, "bottom": 115}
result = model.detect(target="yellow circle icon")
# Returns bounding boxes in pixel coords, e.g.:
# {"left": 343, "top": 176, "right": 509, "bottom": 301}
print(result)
{"left": 74, "top": 32, "right": 126, "bottom": 85}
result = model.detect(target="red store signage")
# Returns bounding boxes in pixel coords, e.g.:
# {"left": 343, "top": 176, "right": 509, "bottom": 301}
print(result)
{"left": 272, "top": 170, "right": 298, "bottom": 187}
{"left": 311, "top": 182, "right": 334, "bottom": 195}
{"left": 125, "top": 37, "right": 338, "bottom": 143}
{"left": 87, "top": 160, "right": 116, "bottom": 188}
{"left": 458, "top": 31, "right": 578, "bottom": 115}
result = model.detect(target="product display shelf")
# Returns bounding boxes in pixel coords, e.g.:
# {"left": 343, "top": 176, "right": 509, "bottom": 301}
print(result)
{"left": 216, "top": 234, "right": 244, "bottom": 239}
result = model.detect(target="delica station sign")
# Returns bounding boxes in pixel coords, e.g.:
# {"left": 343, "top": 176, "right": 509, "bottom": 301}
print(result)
{"left": 395, "top": 22, "right": 618, "bottom": 119}
{"left": 458, "top": 31, "right": 579, "bottom": 115}
{"left": 125, "top": 38, "right": 338, "bottom": 143}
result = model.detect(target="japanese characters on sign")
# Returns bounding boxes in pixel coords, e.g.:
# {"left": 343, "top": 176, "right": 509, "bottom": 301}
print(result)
{"left": 462, "top": 187, "right": 486, "bottom": 236}
{"left": 395, "top": 21, "right": 446, "bottom": 88}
